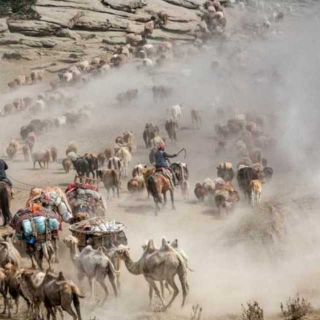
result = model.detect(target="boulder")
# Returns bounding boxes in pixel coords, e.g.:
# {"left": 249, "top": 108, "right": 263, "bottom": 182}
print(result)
{"left": 7, "top": 20, "right": 61, "bottom": 36}
{"left": 57, "top": 29, "right": 81, "bottom": 40}
{"left": 102, "top": 37, "right": 126, "bottom": 45}
{"left": 0, "top": 19, "right": 8, "bottom": 33}
{"left": 161, "top": 21, "right": 194, "bottom": 33}
{"left": 19, "top": 39, "right": 44, "bottom": 48}
{"left": 40, "top": 39, "right": 57, "bottom": 48}
{"left": 2, "top": 51, "right": 39, "bottom": 61}
{"left": 0, "top": 37, "right": 20, "bottom": 46}
{"left": 73, "top": 12, "right": 128, "bottom": 31}
{"left": 162, "top": 0, "right": 199, "bottom": 10}
{"left": 102, "top": 0, "right": 147, "bottom": 12}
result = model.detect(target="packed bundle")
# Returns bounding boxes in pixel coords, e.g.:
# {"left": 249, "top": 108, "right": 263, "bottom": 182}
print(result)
{"left": 26, "top": 187, "right": 73, "bottom": 223}
{"left": 65, "top": 183, "right": 107, "bottom": 218}
{"left": 11, "top": 208, "right": 61, "bottom": 241}
{"left": 70, "top": 217, "right": 127, "bottom": 250}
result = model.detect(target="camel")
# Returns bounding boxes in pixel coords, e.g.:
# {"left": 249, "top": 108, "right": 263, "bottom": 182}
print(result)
{"left": 0, "top": 234, "right": 21, "bottom": 268}
{"left": 27, "top": 240, "right": 55, "bottom": 271}
{"left": 3, "top": 264, "right": 31, "bottom": 318}
{"left": 118, "top": 238, "right": 188, "bottom": 311}
{"left": 63, "top": 238, "right": 119, "bottom": 304}
{"left": 141, "top": 238, "right": 192, "bottom": 301}
{"left": 21, "top": 270, "right": 83, "bottom": 320}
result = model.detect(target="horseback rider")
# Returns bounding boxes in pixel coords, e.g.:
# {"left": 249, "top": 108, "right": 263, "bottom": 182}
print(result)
{"left": 154, "top": 143, "right": 178, "bottom": 186}
{"left": 0, "top": 159, "right": 14, "bottom": 200}
{"left": 0, "top": 159, "right": 12, "bottom": 187}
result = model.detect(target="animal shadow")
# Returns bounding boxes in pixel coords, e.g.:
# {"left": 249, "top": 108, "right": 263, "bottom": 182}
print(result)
{"left": 122, "top": 204, "right": 154, "bottom": 215}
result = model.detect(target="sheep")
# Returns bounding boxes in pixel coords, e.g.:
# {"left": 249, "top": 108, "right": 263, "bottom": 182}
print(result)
{"left": 31, "top": 149, "right": 51, "bottom": 169}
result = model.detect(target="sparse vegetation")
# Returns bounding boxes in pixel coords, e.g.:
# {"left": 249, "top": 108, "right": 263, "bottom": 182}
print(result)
{"left": 241, "top": 301, "right": 264, "bottom": 320}
{"left": 191, "top": 304, "right": 203, "bottom": 320}
{"left": 0, "top": 0, "right": 39, "bottom": 18}
{"left": 281, "top": 296, "right": 311, "bottom": 320}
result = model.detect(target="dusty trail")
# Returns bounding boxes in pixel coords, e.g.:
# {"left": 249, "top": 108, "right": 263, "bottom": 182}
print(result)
{"left": 1, "top": 2, "right": 320, "bottom": 320}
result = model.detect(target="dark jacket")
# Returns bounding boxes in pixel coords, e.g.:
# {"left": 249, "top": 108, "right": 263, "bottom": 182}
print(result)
{"left": 155, "top": 150, "right": 176, "bottom": 168}
{"left": 0, "top": 159, "right": 8, "bottom": 180}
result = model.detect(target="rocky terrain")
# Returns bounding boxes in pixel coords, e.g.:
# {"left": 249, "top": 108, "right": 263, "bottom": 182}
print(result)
{"left": 0, "top": 0, "right": 211, "bottom": 86}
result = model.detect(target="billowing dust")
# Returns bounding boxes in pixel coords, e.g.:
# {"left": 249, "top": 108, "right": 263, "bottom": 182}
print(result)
{"left": 1, "top": 1, "right": 320, "bottom": 319}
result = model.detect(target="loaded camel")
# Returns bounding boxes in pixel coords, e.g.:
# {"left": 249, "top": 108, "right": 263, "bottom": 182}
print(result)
{"left": 63, "top": 236, "right": 120, "bottom": 303}
{"left": 117, "top": 238, "right": 188, "bottom": 311}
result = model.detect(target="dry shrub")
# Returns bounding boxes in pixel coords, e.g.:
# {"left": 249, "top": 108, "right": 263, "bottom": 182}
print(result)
{"left": 241, "top": 301, "right": 264, "bottom": 320}
{"left": 281, "top": 296, "right": 311, "bottom": 320}
{"left": 191, "top": 304, "right": 202, "bottom": 320}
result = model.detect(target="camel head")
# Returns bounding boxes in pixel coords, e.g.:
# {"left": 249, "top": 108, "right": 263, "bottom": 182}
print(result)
{"left": 115, "top": 245, "right": 130, "bottom": 259}
{"left": 63, "top": 235, "right": 78, "bottom": 249}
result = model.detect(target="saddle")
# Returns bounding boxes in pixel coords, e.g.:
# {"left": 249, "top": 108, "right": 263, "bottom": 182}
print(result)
{"left": 155, "top": 167, "right": 174, "bottom": 187}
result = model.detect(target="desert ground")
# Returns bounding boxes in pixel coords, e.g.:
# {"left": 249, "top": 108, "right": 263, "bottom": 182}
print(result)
{"left": 1, "top": 1, "right": 320, "bottom": 320}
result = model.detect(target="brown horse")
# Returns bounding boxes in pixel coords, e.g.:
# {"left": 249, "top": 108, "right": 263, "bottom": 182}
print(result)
{"left": 0, "top": 183, "right": 12, "bottom": 227}
{"left": 148, "top": 171, "right": 176, "bottom": 215}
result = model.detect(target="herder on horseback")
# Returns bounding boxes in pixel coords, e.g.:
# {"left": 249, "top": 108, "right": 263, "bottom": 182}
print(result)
{"left": 0, "top": 159, "right": 13, "bottom": 226}
{"left": 154, "top": 143, "right": 178, "bottom": 186}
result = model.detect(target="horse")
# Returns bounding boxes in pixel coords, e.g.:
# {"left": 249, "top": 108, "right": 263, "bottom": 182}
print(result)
{"left": 148, "top": 166, "right": 180, "bottom": 215}
{"left": 0, "top": 182, "right": 12, "bottom": 227}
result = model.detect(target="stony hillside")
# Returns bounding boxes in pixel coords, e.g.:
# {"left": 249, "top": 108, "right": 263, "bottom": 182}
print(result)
{"left": 0, "top": 0, "right": 206, "bottom": 68}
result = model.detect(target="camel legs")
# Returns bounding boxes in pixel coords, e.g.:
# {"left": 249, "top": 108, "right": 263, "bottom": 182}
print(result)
{"left": 61, "top": 304, "right": 77, "bottom": 320}
{"left": 145, "top": 277, "right": 165, "bottom": 307}
{"left": 163, "top": 277, "right": 179, "bottom": 311}
{"left": 148, "top": 285, "right": 153, "bottom": 306}
{"left": 108, "top": 275, "right": 118, "bottom": 299}
{"left": 88, "top": 277, "right": 95, "bottom": 302}
{"left": 35, "top": 250, "right": 44, "bottom": 271}
{"left": 98, "top": 280, "right": 110, "bottom": 305}
{"left": 53, "top": 238, "right": 59, "bottom": 263}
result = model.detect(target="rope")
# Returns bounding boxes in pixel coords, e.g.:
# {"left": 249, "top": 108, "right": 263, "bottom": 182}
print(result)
{"left": 14, "top": 186, "right": 32, "bottom": 192}
{"left": 7, "top": 174, "right": 41, "bottom": 188}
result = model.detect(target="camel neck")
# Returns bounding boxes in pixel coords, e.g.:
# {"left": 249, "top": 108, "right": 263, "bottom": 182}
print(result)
{"left": 124, "top": 254, "right": 142, "bottom": 275}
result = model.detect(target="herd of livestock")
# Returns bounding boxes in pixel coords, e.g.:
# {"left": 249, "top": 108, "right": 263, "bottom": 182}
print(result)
{"left": 0, "top": 0, "right": 288, "bottom": 319}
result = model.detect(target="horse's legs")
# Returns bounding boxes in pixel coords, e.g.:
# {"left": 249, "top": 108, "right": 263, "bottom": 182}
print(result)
{"left": 170, "top": 189, "right": 176, "bottom": 210}
{"left": 163, "top": 192, "right": 167, "bottom": 207}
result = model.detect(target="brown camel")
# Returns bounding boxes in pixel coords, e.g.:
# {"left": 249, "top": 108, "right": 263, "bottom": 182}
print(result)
{"left": 118, "top": 238, "right": 188, "bottom": 311}
{"left": 21, "top": 270, "right": 83, "bottom": 320}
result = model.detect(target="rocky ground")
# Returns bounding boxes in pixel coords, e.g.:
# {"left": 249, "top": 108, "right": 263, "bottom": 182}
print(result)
{"left": 1, "top": 1, "right": 320, "bottom": 320}
{"left": 0, "top": 0, "right": 207, "bottom": 90}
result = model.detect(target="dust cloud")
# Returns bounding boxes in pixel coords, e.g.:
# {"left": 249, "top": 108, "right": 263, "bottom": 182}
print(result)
{"left": 1, "top": 0, "right": 320, "bottom": 318}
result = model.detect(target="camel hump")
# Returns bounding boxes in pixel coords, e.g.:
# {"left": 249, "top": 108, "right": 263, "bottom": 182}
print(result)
{"left": 146, "top": 239, "right": 156, "bottom": 253}
{"left": 58, "top": 271, "right": 66, "bottom": 281}
{"left": 171, "top": 239, "right": 178, "bottom": 248}
{"left": 160, "top": 237, "right": 173, "bottom": 252}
